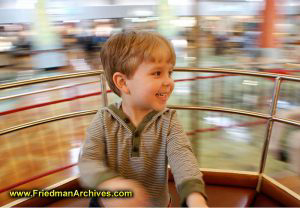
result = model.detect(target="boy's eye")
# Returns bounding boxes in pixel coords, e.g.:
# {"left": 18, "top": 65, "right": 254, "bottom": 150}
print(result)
{"left": 153, "top": 71, "right": 161, "bottom": 76}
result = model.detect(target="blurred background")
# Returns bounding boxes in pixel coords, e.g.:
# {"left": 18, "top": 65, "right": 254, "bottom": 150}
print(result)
{"left": 0, "top": 0, "right": 299, "bottom": 76}
{"left": 0, "top": 0, "right": 300, "bottom": 206}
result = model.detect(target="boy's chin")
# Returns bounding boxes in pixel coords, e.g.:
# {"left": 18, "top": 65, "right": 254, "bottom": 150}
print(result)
{"left": 153, "top": 104, "right": 167, "bottom": 112}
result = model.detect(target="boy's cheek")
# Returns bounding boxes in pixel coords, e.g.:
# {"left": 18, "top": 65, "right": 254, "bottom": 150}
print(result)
{"left": 171, "top": 84, "right": 175, "bottom": 93}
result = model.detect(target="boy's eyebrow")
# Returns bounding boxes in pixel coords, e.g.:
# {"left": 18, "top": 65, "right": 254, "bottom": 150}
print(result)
{"left": 148, "top": 66, "right": 162, "bottom": 71}
{"left": 149, "top": 66, "right": 173, "bottom": 72}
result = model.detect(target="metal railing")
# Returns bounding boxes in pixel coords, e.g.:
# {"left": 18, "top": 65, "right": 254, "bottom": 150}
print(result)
{"left": 1, "top": 67, "right": 300, "bottom": 197}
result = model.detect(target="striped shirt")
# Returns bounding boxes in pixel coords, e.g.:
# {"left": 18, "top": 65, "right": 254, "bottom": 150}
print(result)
{"left": 79, "top": 102, "right": 206, "bottom": 207}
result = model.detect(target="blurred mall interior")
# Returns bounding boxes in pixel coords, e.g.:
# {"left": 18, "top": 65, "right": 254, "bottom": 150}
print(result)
{"left": 0, "top": 0, "right": 300, "bottom": 206}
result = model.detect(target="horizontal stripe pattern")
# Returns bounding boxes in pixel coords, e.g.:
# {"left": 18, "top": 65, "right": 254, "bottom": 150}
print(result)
{"left": 79, "top": 103, "right": 205, "bottom": 207}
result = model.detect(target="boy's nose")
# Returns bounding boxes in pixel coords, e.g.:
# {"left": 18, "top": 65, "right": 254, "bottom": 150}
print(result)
{"left": 162, "top": 76, "right": 173, "bottom": 86}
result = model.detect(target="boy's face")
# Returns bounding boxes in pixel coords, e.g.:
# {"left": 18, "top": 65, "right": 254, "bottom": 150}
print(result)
{"left": 125, "top": 61, "right": 174, "bottom": 112}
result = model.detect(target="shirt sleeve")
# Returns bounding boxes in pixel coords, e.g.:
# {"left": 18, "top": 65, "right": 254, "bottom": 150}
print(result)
{"left": 167, "top": 110, "right": 207, "bottom": 206}
{"left": 78, "top": 110, "right": 119, "bottom": 189}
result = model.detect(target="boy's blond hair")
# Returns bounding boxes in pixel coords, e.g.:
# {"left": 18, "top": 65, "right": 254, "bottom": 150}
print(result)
{"left": 100, "top": 31, "right": 176, "bottom": 96}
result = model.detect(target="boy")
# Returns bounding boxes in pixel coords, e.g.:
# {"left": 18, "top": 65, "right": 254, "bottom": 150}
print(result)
{"left": 79, "top": 31, "right": 207, "bottom": 207}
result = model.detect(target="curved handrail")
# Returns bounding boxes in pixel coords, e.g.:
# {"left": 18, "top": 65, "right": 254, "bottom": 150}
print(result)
{"left": 170, "top": 105, "right": 270, "bottom": 119}
{"left": 0, "top": 80, "right": 99, "bottom": 101}
{"left": 0, "top": 110, "right": 97, "bottom": 136}
{"left": 176, "top": 67, "right": 300, "bottom": 81}
{"left": 0, "top": 71, "right": 103, "bottom": 90}
{"left": 1, "top": 106, "right": 299, "bottom": 136}
{"left": 1, "top": 67, "right": 300, "bottom": 91}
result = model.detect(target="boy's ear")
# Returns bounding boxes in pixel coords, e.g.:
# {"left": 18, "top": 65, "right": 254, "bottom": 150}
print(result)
{"left": 112, "top": 72, "right": 130, "bottom": 94}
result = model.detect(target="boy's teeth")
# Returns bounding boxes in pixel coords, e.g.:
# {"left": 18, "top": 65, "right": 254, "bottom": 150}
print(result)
{"left": 156, "top": 93, "right": 168, "bottom": 99}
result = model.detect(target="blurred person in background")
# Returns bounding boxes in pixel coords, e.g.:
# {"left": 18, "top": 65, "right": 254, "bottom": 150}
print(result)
{"left": 227, "top": 23, "right": 245, "bottom": 56}
{"left": 13, "top": 24, "right": 32, "bottom": 56}
{"left": 77, "top": 20, "right": 96, "bottom": 61}
{"left": 270, "top": 108, "right": 300, "bottom": 175}
{"left": 244, "top": 22, "right": 261, "bottom": 65}
{"left": 214, "top": 32, "right": 228, "bottom": 56}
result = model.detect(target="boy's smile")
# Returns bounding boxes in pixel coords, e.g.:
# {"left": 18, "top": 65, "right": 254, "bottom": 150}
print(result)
{"left": 123, "top": 60, "right": 174, "bottom": 120}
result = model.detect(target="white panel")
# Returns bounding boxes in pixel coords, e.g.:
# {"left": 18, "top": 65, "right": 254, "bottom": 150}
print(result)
{"left": 0, "top": 9, "right": 33, "bottom": 23}
{"left": 115, "top": 0, "right": 157, "bottom": 5}
{"left": 81, "top": 5, "right": 157, "bottom": 19}
{"left": 83, "top": 0, "right": 111, "bottom": 6}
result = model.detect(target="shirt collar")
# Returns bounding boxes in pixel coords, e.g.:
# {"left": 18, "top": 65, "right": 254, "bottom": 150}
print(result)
{"left": 107, "top": 102, "right": 164, "bottom": 133}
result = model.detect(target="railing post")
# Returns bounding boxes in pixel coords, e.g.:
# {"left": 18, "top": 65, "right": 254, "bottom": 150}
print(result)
{"left": 257, "top": 76, "right": 282, "bottom": 191}
{"left": 100, "top": 73, "right": 108, "bottom": 107}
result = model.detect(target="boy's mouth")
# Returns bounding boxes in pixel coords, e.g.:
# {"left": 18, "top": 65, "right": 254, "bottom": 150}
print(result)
{"left": 155, "top": 92, "right": 168, "bottom": 101}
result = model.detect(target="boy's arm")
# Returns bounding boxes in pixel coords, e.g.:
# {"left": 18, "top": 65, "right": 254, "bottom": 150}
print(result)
{"left": 187, "top": 192, "right": 208, "bottom": 207}
{"left": 167, "top": 111, "right": 207, "bottom": 207}
{"left": 78, "top": 111, "right": 119, "bottom": 189}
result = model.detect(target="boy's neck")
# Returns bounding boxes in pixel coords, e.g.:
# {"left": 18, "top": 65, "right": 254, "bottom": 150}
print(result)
{"left": 121, "top": 100, "right": 152, "bottom": 128}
